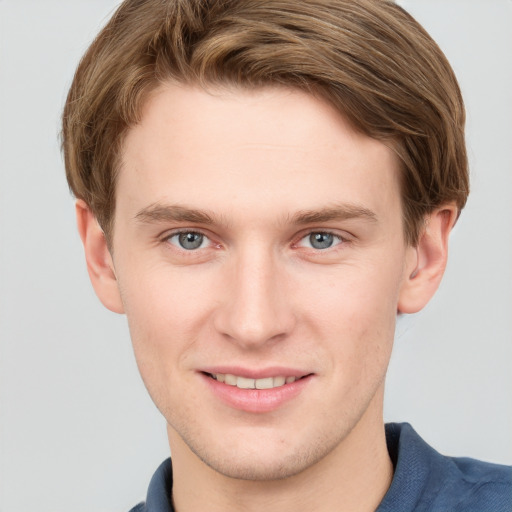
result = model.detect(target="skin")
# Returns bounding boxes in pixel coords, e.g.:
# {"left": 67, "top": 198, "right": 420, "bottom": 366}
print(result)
{"left": 77, "top": 84, "right": 457, "bottom": 512}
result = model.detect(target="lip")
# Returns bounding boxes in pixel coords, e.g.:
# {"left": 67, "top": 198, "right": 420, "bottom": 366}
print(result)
{"left": 199, "top": 367, "right": 314, "bottom": 413}
{"left": 200, "top": 366, "right": 310, "bottom": 380}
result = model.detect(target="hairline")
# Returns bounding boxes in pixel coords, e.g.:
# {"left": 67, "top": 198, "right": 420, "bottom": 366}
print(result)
{"left": 105, "top": 79, "right": 419, "bottom": 248}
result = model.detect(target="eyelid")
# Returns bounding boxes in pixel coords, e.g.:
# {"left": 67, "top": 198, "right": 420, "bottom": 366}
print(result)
{"left": 159, "top": 227, "right": 351, "bottom": 252}
{"left": 161, "top": 226, "right": 209, "bottom": 239}
{"left": 293, "top": 229, "right": 349, "bottom": 249}
{"left": 162, "top": 228, "right": 216, "bottom": 249}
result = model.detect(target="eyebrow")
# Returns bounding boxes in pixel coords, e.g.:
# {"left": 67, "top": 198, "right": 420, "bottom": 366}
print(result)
{"left": 289, "top": 204, "right": 378, "bottom": 225}
{"left": 135, "top": 203, "right": 216, "bottom": 225}
{"left": 134, "top": 202, "right": 377, "bottom": 226}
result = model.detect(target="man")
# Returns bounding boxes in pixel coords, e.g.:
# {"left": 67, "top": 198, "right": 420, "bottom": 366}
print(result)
{"left": 61, "top": 0, "right": 511, "bottom": 510}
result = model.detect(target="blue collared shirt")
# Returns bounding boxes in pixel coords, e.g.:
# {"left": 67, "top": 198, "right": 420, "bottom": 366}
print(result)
{"left": 130, "top": 423, "right": 512, "bottom": 511}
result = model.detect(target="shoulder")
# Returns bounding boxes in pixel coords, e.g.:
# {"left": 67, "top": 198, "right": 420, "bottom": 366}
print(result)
{"left": 444, "top": 455, "right": 512, "bottom": 511}
{"left": 379, "top": 423, "right": 512, "bottom": 512}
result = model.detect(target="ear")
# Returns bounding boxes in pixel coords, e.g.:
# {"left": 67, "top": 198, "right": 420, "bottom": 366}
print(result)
{"left": 398, "top": 204, "right": 458, "bottom": 314}
{"left": 75, "top": 200, "right": 124, "bottom": 314}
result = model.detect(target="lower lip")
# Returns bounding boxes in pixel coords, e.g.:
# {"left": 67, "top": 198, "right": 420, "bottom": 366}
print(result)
{"left": 201, "top": 373, "right": 312, "bottom": 413}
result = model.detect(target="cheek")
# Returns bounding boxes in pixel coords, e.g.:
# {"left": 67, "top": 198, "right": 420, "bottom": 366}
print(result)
{"left": 119, "top": 259, "right": 213, "bottom": 329}
{"left": 300, "top": 258, "right": 403, "bottom": 363}
{"left": 305, "top": 258, "right": 401, "bottom": 321}
{"left": 116, "top": 259, "right": 229, "bottom": 375}
{"left": 116, "top": 267, "right": 209, "bottom": 378}
{"left": 117, "top": 269, "right": 212, "bottom": 419}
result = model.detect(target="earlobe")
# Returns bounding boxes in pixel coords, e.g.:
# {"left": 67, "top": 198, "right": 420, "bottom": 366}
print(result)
{"left": 398, "top": 204, "right": 458, "bottom": 314}
{"left": 75, "top": 200, "right": 125, "bottom": 314}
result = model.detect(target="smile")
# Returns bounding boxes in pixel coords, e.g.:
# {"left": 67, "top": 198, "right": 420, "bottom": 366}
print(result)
{"left": 209, "top": 373, "right": 299, "bottom": 389}
{"left": 202, "top": 370, "right": 313, "bottom": 412}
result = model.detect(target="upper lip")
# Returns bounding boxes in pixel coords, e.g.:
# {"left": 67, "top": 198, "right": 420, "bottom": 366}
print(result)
{"left": 199, "top": 366, "right": 312, "bottom": 379}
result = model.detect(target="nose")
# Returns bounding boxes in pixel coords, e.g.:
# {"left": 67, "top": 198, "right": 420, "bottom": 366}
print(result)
{"left": 213, "top": 246, "right": 296, "bottom": 349}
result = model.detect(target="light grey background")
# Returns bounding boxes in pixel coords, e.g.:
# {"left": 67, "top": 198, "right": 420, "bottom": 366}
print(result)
{"left": 0, "top": 1, "right": 511, "bottom": 511}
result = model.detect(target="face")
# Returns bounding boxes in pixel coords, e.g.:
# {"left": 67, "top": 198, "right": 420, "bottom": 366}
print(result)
{"left": 111, "top": 84, "right": 415, "bottom": 480}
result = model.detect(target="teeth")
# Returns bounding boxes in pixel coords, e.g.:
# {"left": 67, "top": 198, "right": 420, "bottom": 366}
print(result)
{"left": 237, "top": 376, "right": 255, "bottom": 389}
{"left": 225, "top": 374, "right": 237, "bottom": 386}
{"left": 212, "top": 373, "right": 299, "bottom": 389}
{"left": 255, "top": 377, "right": 273, "bottom": 389}
{"left": 274, "top": 376, "right": 286, "bottom": 387}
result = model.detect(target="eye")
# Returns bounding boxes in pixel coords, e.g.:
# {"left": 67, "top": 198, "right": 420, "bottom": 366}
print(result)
{"left": 168, "top": 231, "right": 210, "bottom": 250}
{"left": 298, "top": 232, "right": 344, "bottom": 250}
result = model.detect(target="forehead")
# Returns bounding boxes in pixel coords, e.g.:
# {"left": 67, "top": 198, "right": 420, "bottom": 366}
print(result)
{"left": 117, "top": 83, "right": 401, "bottom": 225}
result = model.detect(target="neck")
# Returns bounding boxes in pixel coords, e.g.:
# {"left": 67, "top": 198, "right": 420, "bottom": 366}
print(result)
{"left": 169, "top": 390, "right": 393, "bottom": 512}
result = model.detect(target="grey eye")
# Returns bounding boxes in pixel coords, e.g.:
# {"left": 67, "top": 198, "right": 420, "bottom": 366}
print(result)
{"left": 309, "top": 232, "right": 334, "bottom": 249}
{"left": 176, "top": 232, "right": 205, "bottom": 250}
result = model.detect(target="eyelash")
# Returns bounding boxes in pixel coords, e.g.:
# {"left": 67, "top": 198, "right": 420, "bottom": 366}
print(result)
{"left": 162, "top": 229, "right": 348, "bottom": 253}
{"left": 163, "top": 230, "right": 216, "bottom": 251}
{"left": 294, "top": 231, "right": 346, "bottom": 251}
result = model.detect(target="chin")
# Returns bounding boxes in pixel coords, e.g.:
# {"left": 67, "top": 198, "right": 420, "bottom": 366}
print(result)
{"left": 196, "top": 450, "right": 317, "bottom": 482}
{"left": 181, "top": 425, "right": 344, "bottom": 482}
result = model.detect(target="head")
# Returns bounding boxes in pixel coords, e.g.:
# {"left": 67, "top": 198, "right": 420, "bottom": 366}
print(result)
{"left": 63, "top": 0, "right": 468, "bottom": 483}
{"left": 63, "top": 0, "right": 468, "bottom": 247}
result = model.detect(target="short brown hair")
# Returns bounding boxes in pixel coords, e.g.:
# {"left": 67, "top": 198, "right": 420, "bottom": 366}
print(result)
{"left": 62, "top": 0, "right": 469, "bottom": 245}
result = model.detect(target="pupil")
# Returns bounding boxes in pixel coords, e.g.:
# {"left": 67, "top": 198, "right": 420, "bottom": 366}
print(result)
{"left": 179, "top": 232, "right": 203, "bottom": 250}
{"left": 310, "top": 232, "right": 333, "bottom": 249}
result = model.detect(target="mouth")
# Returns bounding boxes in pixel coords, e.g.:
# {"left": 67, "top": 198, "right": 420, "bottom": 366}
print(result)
{"left": 201, "top": 369, "right": 313, "bottom": 413}
{"left": 206, "top": 373, "right": 305, "bottom": 390}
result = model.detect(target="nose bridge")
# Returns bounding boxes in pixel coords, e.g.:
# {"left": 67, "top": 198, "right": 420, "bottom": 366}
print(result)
{"left": 214, "top": 242, "right": 294, "bottom": 347}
